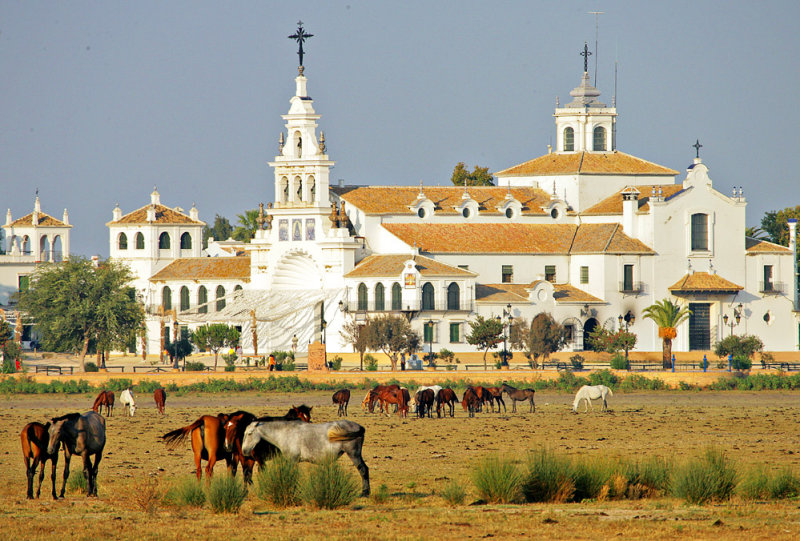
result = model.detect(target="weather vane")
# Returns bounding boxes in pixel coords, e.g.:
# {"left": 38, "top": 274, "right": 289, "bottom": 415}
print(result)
{"left": 288, "top": 21, "right": 313, "bottom": 68}
{"left": 580, "top": 42, "right": 592, "bottom": 73}
{"left": 692, "top": 139, "right": 703, "bottom": 159}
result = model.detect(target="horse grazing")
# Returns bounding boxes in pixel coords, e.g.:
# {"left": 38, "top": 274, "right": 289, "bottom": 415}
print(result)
{"left": 92, "top": 390, "right": 115, "bottom": 417}
{"left": 153, "top": 388, "right": 166, "bottom": 414}
{"left": 484, "top": 387, "right": 507, "bottom": 413}
{"left": 462, "top": 387, "right": 482, "bottom": 417}
{"left": 119, "top": 388, "right": 136, "bottom": 416}
{"left": 415, "top": 389, "right": 435, "bottom": 418}
{"left": 465, "top": 385, "right": 488, "bottom": 413}
{"left": 163, "top": 413, "right": 233, "bottom": 480}
{"left": 332, "top": 389, "right": 351, "bottom": 417}
{"left": 435, "top": 388, "right": 459, "bottom": 418}
{"left": 501, "top": 382, "right": 536, "bottom": 413}
{"left": 48, "top": 412, "right": 106, "bottom": 497}
{"left": 242, "top": 419, "right": 370, "bottom": 496}
{"left": 367, "top": 385, "right": 407, "bottom": 417}
{"left": 573, "top": 385, "right": 613, "bottom": 413}
{"left": 21, "top": 422, "right": 61, "bottom": 499}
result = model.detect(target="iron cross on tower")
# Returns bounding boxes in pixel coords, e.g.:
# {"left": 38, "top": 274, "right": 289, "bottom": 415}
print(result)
{"left": 289, "top": 21, "right": 313, "bottom": 68}
{"left": 580, "top": 42, "right": 592, "bottom": 73}
{"left": 692, "top": 139, "right": 703, "bottom": 159}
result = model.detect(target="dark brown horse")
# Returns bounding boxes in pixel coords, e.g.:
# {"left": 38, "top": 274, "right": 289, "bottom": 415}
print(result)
{"left": 366, "top": 384, "right": 401, "bottom": 415}
{"left": 484, "top": 386, "right": 507, "bottom": 413}
{"left": 92, "top": 390, "right": 115, "bottom": 416}
{"left": 501, "top": 383, "right": 536, "bottom": 413}
{"left": 47, "top": 412, "right": 106, "bottom": 497}
{"left": 415, "top": 389, "right": 435, "bottom": 418}
{"left": 435, "top": 388, "right": 459, "bottom": 418}
{"left": 332, "top": 389, "right": 351, "bottom": 417}
{"left": 153, "top": 388, "right": 166, "bottom": 414}
{"left": 369, "top": 386, "right": 408, "bottom": 417}
{"left": 462, "top": 387, "right": 481, "bottom": 417}
{"left": 21, "top": 422, "right": 61, "bottom": 499}
{"left": 466, "top": 386, "right": 489, "bottom": 413}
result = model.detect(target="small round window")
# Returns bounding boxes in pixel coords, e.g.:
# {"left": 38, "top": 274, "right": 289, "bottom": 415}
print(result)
{"left": 763, "top": 311, "right": 773, "bottom": 325}
{"left": 462, "top": 207, "right": 470, "bottom": 218}
{"left": 551, "top": 208, "right": 559, "bottom": 219}
{"left": 505, "top": 208, "right": 514, "bottom": 219}
{"left": 417, "top": 208, "right": 426, "bottom": 219}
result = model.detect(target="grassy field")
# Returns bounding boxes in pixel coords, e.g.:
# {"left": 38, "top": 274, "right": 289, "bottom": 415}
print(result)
{"left": 1, "top": 389, "right": 799, "bottom": 540}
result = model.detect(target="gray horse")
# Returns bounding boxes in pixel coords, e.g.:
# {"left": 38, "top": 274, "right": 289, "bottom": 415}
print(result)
{"left": 241, "top": 419, "right": 370, "bottom": 496}
{"left": 48, "top": 412, "right": 106, "bottom": 497}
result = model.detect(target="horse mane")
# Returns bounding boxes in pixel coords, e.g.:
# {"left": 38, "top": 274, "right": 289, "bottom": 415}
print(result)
{"left": 51, "top": 412, "right": 81, "bottom": 423}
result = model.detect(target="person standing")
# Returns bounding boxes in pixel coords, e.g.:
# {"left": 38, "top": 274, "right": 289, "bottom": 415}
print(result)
{"left": 400, "top": 352, "right": 406, "bottom": 371}
{"left": 268, "top": 353, "right": 276, "bottom": 372}
{"left": 291, "top": 334, "right": 298, "bottom": 353}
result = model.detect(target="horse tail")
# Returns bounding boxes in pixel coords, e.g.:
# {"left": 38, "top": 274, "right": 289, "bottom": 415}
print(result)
{"left": 607, "top": 387, "right": 614, "bottom": 396}
{"left": 162, "top": 418, "right": 204, "bottom": 448}
{"left": 327, "top": 422, "right": 365, "bottom": 442}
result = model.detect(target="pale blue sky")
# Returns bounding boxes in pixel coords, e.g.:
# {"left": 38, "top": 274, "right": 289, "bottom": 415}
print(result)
{"left": 1, "top": 1, "right": 798, "bottom": 256}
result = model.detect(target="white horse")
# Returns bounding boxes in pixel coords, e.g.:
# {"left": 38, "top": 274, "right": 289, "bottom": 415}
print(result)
{"left": 572, "top": 385, "right": 613, "bottom": 413}
{"left": 119, "top": 389, "right": 136, "bottom": 416}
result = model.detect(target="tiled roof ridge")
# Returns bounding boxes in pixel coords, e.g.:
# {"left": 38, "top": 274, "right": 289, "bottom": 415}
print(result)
{"left": 567, "top": 223, "right": 580, "bottom": 253}
{"left": 603, "top": 224, "right": 620, "bottom": 252}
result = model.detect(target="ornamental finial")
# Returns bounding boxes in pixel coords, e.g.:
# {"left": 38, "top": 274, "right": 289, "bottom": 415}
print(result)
{"left": 288, "top": 22, "right": 314, "bottom": 69}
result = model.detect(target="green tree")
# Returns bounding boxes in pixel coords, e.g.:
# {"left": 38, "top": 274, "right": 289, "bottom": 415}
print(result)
{"left": 190, "top": 323, "right": 240, "bottom": 370}
{"left": 588, "top": 325, "right": 637, "bottom": 356}
{"left": 714, "top": 334, "right": 764, "bottom": 370}
{"left": 515, "top": 313, "right": 567, "bottom": 366}
{"left": 760, "top": 206, "right": 800, "bottom": 246}
{"left": 0, "top": 320, "right": 21, "bottom": 373}
{"left": 642, "top": 299, "right": 692, "bottom": 369}
{"left": 364, "top": 315, "right": 419, "bottom": 371}
{"left": 466, "top": 315, "right": 504, "bottom": 370}
{"left": 17, "top": 257, "right": 144, "bottom": 371}
{"left": 232, "top": 209, "right": 259, "bottom": 243}
{"left": 203, "top": 214, "right": 234, "bottom": 248}
{"left": 450, "top": 162, "right": 495, "bottom": 186}
{"left": 340, "top": 319, "right": 369, "bottom": 371}
{"left": 167, "top": 338, "right": 194, "bottom": 370}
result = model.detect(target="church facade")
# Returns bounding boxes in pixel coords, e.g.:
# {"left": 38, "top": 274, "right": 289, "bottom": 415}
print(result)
{"left": 108, "top": 51, "right": 800, "bottom": 358}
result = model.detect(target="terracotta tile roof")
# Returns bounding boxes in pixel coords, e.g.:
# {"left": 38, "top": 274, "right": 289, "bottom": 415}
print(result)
{"left": 382, "top": 223, "right": 654, "bottom": 254}
{"left": 345, "top": 254, "right": 475, "bottom": 278}
{"left": 476, "top": 282, "right": 603, "bottom": 304}
{"left": 108, "top": 204, "right": 204, "bottom": 225}
{"left": 150, "top": 257, "right": 251, "bottom": 282}
{"left": 332, "top": 186, "right": 552, "bottom": 216}
{"left": 745, "top": 237, "right": 792, "bottom": 254}
{"left": 668, "top": 272, "right": 742, "bottom": 292}
{"left": 7, "top": 212, "right": 70, "bottom": 227}
{"left": 581, "top": 184, "right": 686, "bottom": 215}
{"left": 494, "top": 151, "right": 679, "bottom": 177}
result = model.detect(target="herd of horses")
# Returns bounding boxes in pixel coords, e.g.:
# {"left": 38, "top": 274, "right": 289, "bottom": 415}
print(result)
{"left": 20, "top": 381, "right": 613, "bottom": 501}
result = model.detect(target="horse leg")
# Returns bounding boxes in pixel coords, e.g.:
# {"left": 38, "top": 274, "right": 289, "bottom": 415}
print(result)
{"left": 530, "top": 397, "right": 535, "bottom": 413}
{"left": 91, "top": 452, "right": 102, "bottom": 497}
{"left": 59, "top": 452, "right": 71, "bottom": 498}
{"left": 50, "top": 456, "right": 59, "bottom": 499}
{"left": 345, "top": 443, "right": 370, "bottom": 497}
{"left": 82, "top": 451, "right": 94, "bottom": 497}
{"left": 36, "top": 458, "right": 46, "bottom": 498}
{"left": 25, "top": 456, "right": 35, "bottom": 499}
{"left": 500, "top": 397, "right": 506, "bottom": 413}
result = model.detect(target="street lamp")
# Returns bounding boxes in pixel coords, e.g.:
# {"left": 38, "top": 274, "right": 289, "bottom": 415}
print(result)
{"left": 617, "top": 310, "right": 635, "bottom": 367}
{"left": 321, "top": 318, "right": 328, "bottom": 368}
{"left": 722, "top": 303, "right": 743, "bottom": 337}
{"left": 497, "top": 304, "right": 514, "bottom": 367}
{"left": 426, "top": 319, "right": 434, "bottom": 366}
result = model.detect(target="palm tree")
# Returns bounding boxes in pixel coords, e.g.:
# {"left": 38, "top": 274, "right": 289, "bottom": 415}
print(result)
{"left": 642, "top": 299, "right": 692, "bottom": 369}
{"left": 232, "top": 209, "right": 259, "bottom": 242}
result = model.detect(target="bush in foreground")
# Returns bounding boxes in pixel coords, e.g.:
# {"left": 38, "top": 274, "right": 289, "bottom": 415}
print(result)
{"left": 165, "top": 477, "right": 206, "bottom": 507}
{"left": 522, "top": 448, "right": 575, "bottom": 503}
{"left": 67, "top": 470, "right": 89, "bottom": 494}
{"left": 255, "top": 455, "right": 301, "bottom": 507}
{"left": 471, "top": 455, "right": 524, "bottom": 504}
{"left": 207, "top": 474, "right": 247, "bottom": 513}
{"left": 439, "top": 480, "right": 467, "bottom": 506}
{"left": 738, "top": 466, "right": 800, "bottom": 500}
{"left": 625, "top": 456, "right": 672, "bottom": 498}
{"left": 300, "top": 456, "right": 360, "bottom": 509}
{"left": 671, "top": 448, "right": 737, "bottom": 504}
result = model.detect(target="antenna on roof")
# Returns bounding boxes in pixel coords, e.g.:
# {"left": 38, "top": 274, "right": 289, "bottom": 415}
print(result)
{"left": 588, "top": 11, "right": 603, "bottom": 85}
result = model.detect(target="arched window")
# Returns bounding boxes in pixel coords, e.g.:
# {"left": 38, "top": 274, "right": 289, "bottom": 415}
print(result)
{"left": 52, "top": 235, "right": 63, "bottom": 262}
{"left": 391, "top": 282, "right": 402, "bottom": 310}
{"left": 447, "top": 282, "right": 460, "bottom": 310}
{"left": 295, "top": 176, "right": 302, "bottom": 201}
{"left": 564, "top": 127, "right": 574, "bottom": 151}
{"left": 159, "top": 232, "right": 171, "bottom": 249}
{"left": 180, "top": 232, "right": 192, "bottom": 249}
{"left": 135, "top": 232, "right": 145, "bottom": 249}
{"left": 593, "top": 126, "right": 606, "bottom": 151}
{"left": 294, "top": 131, "right": 302, "bottom": 158}
{"left": 375, "top": 283, "right": 385, "bottom": 311}
{"left": 308, "top": 175, "right": 316, "bottom": 203}
{"left": 197, "top": 286, "right": 208, "bottom": 314}
{"left": 22, "top": 236, "right": 31, "bottom": 255}
{"left": 39, "top": 236, "right": 50, "bottom": 261}
{"left": 357, "top": 283, "right": 368, "bottom": 311}
{"left": 234, "top": 284, "right": 243, "bottom": 292}
{"left": 180, "top": 286, "right": 190, "bottom": 311}
{"left": 162, "top": 286, "right": 172, "bottom": 311}
{"left": 216, "top": 286, "right": 226, "bottom": 312}
{"left": 691, "top": 213, "right": 709, "bottom": 251}
{"left": 118, "top": 233, "right": 128, "bottom": 250}
{"left": 422, "top": 282, "right": 435, "bottom": 311}
{"left": 280, "top": 176, "right": 289, "bottom": 203}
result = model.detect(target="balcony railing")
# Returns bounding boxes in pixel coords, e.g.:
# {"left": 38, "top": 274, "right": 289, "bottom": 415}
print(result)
{"left": 343, "top": 299, "right": 474, "bottom": 313}
{"left": 619, "top": 281, "right": 643, "bottom": 294}
{"left": 759, "top": 281, "right": 784, "bottom": 295}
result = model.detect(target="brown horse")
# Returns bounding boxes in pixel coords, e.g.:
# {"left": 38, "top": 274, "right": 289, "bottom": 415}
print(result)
{"left": 92, "top": 390, "right": 115, "bottom": 416}
{"left": 369, "top": 386, "right": 408, "bottom": 417}
{"left": 466, "top": 386, "right": 489, "bottom": 413}
{"left": 163, "top": 413, "right": 233, "bottom": 481}
{"left": 501, "top": 382, "right": 536, "bottom": 413}
{"left": 366, "top": 384, "right": 401, "bottom": 414}
{"left": 415, "top": 389, "right": 435, "bottom": 418}
{"left": 21, "top": 422, "right": 61, "bottom": 499}
{"left": 222, "top": 406, "right": 312, "bottom": 484}
{"left": 153, "top": 388, "right": 166, "bottom": 414}
{"left": 484, "top": 386, "right": 507, "bottom": 413}
{"left": 435, "top": 388, "right": 459, "bottom": 418}
{"left": 332, "top": 389, "right": 351, "bottom": 417}
{"left": 462, "top": 387, "right": 481, "bottom": 417}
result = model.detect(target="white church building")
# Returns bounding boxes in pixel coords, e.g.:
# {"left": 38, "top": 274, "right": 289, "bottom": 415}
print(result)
{"left": 107, "top": 45, "right": 800, "bottom": 358}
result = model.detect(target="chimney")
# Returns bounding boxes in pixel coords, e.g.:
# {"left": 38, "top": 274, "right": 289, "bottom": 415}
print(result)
{"left": 62, "top": 209, "right": 70, "bottom": 225}
{"left": 789, "top": 218, "right": 798, "bottom": 311}
{"left": 112, "top": 204, "right": 122, "bottom": 222}
{"left": 621, "top": 187, "right": 639, "bottom": 237}
{"left": 146, "top": 205, "right": 156, "bottom": 222}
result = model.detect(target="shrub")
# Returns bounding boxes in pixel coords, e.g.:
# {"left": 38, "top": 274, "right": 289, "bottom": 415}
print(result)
{"left": 671, "top": 448, "right": 737, "bottom": 504}
{"left": 738, "top": 466, "right": 800, "bottom": 500}
{"left": 166, "top": 477, "right": 206, "bottom": 507}
{"left": 588, "top": 369, "right": 618, "bottom": 388}
{"left": 1, "top": 357, "right": 17, "bottom": 373}
{"left": 439, "top": 479, "right": 466, "bottom": 506}
{"left": 67, "top": 470, "right": 89, "bottom": 494}
{"left": 569, "top": 354, "right": 584, "bottom": 370}
{"left": 207, "top": 474, "right": 248, "bottom": 513}
{"left": 471, "top": 455, "right": 524, "bottom": 504}
{"left": 132, "top": 476, "right": 164, "bottom": 514}
{"left": 184, "top": 361, "right": 206, "bottom": 372}
{"left": 330, "top": 355, "right": 343, "bottom": 370}
{"left": 300, "top": 456, "right": 360, "bottom": 509}
{"left": 134, "top": 380, "right": 162, "bottom": 394}
{"left": 625, "top": 456, "right": 672, "bottom": 498}
{"left": 573, "top": 458, "right": 616, "bottom": 502}
{"left": 438, "top": 348, "right": 455, "bottom": 364}
{"left": 255, "top": 455, "right": 301, "bottom": 507}
{"left": 609, "top": 354, "right": 629, "bottom": 370}
{"left": 731, "top": 354, "right": 752, "bottom": 370}
{"left": 364, "top": 354, "right": 378, "bottom": 371}
{"left": 371, "top": 483, "right": 390, "bottom": 504}
{"left": 84, "top": 362, "right": 99, "bottom": 372}
{"left": 222, "top": 353, "right": 237, "bottom": 372}
{"left": 105, "top": 378, "right": 134, "bottom": 392}
{"left": 522, "top": 448, "right": 575, "bottom": 503}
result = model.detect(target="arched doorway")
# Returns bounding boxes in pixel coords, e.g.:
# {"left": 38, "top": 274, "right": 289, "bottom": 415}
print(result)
{"left": 583, "top": 318, "right": 599, "bottom": 351}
